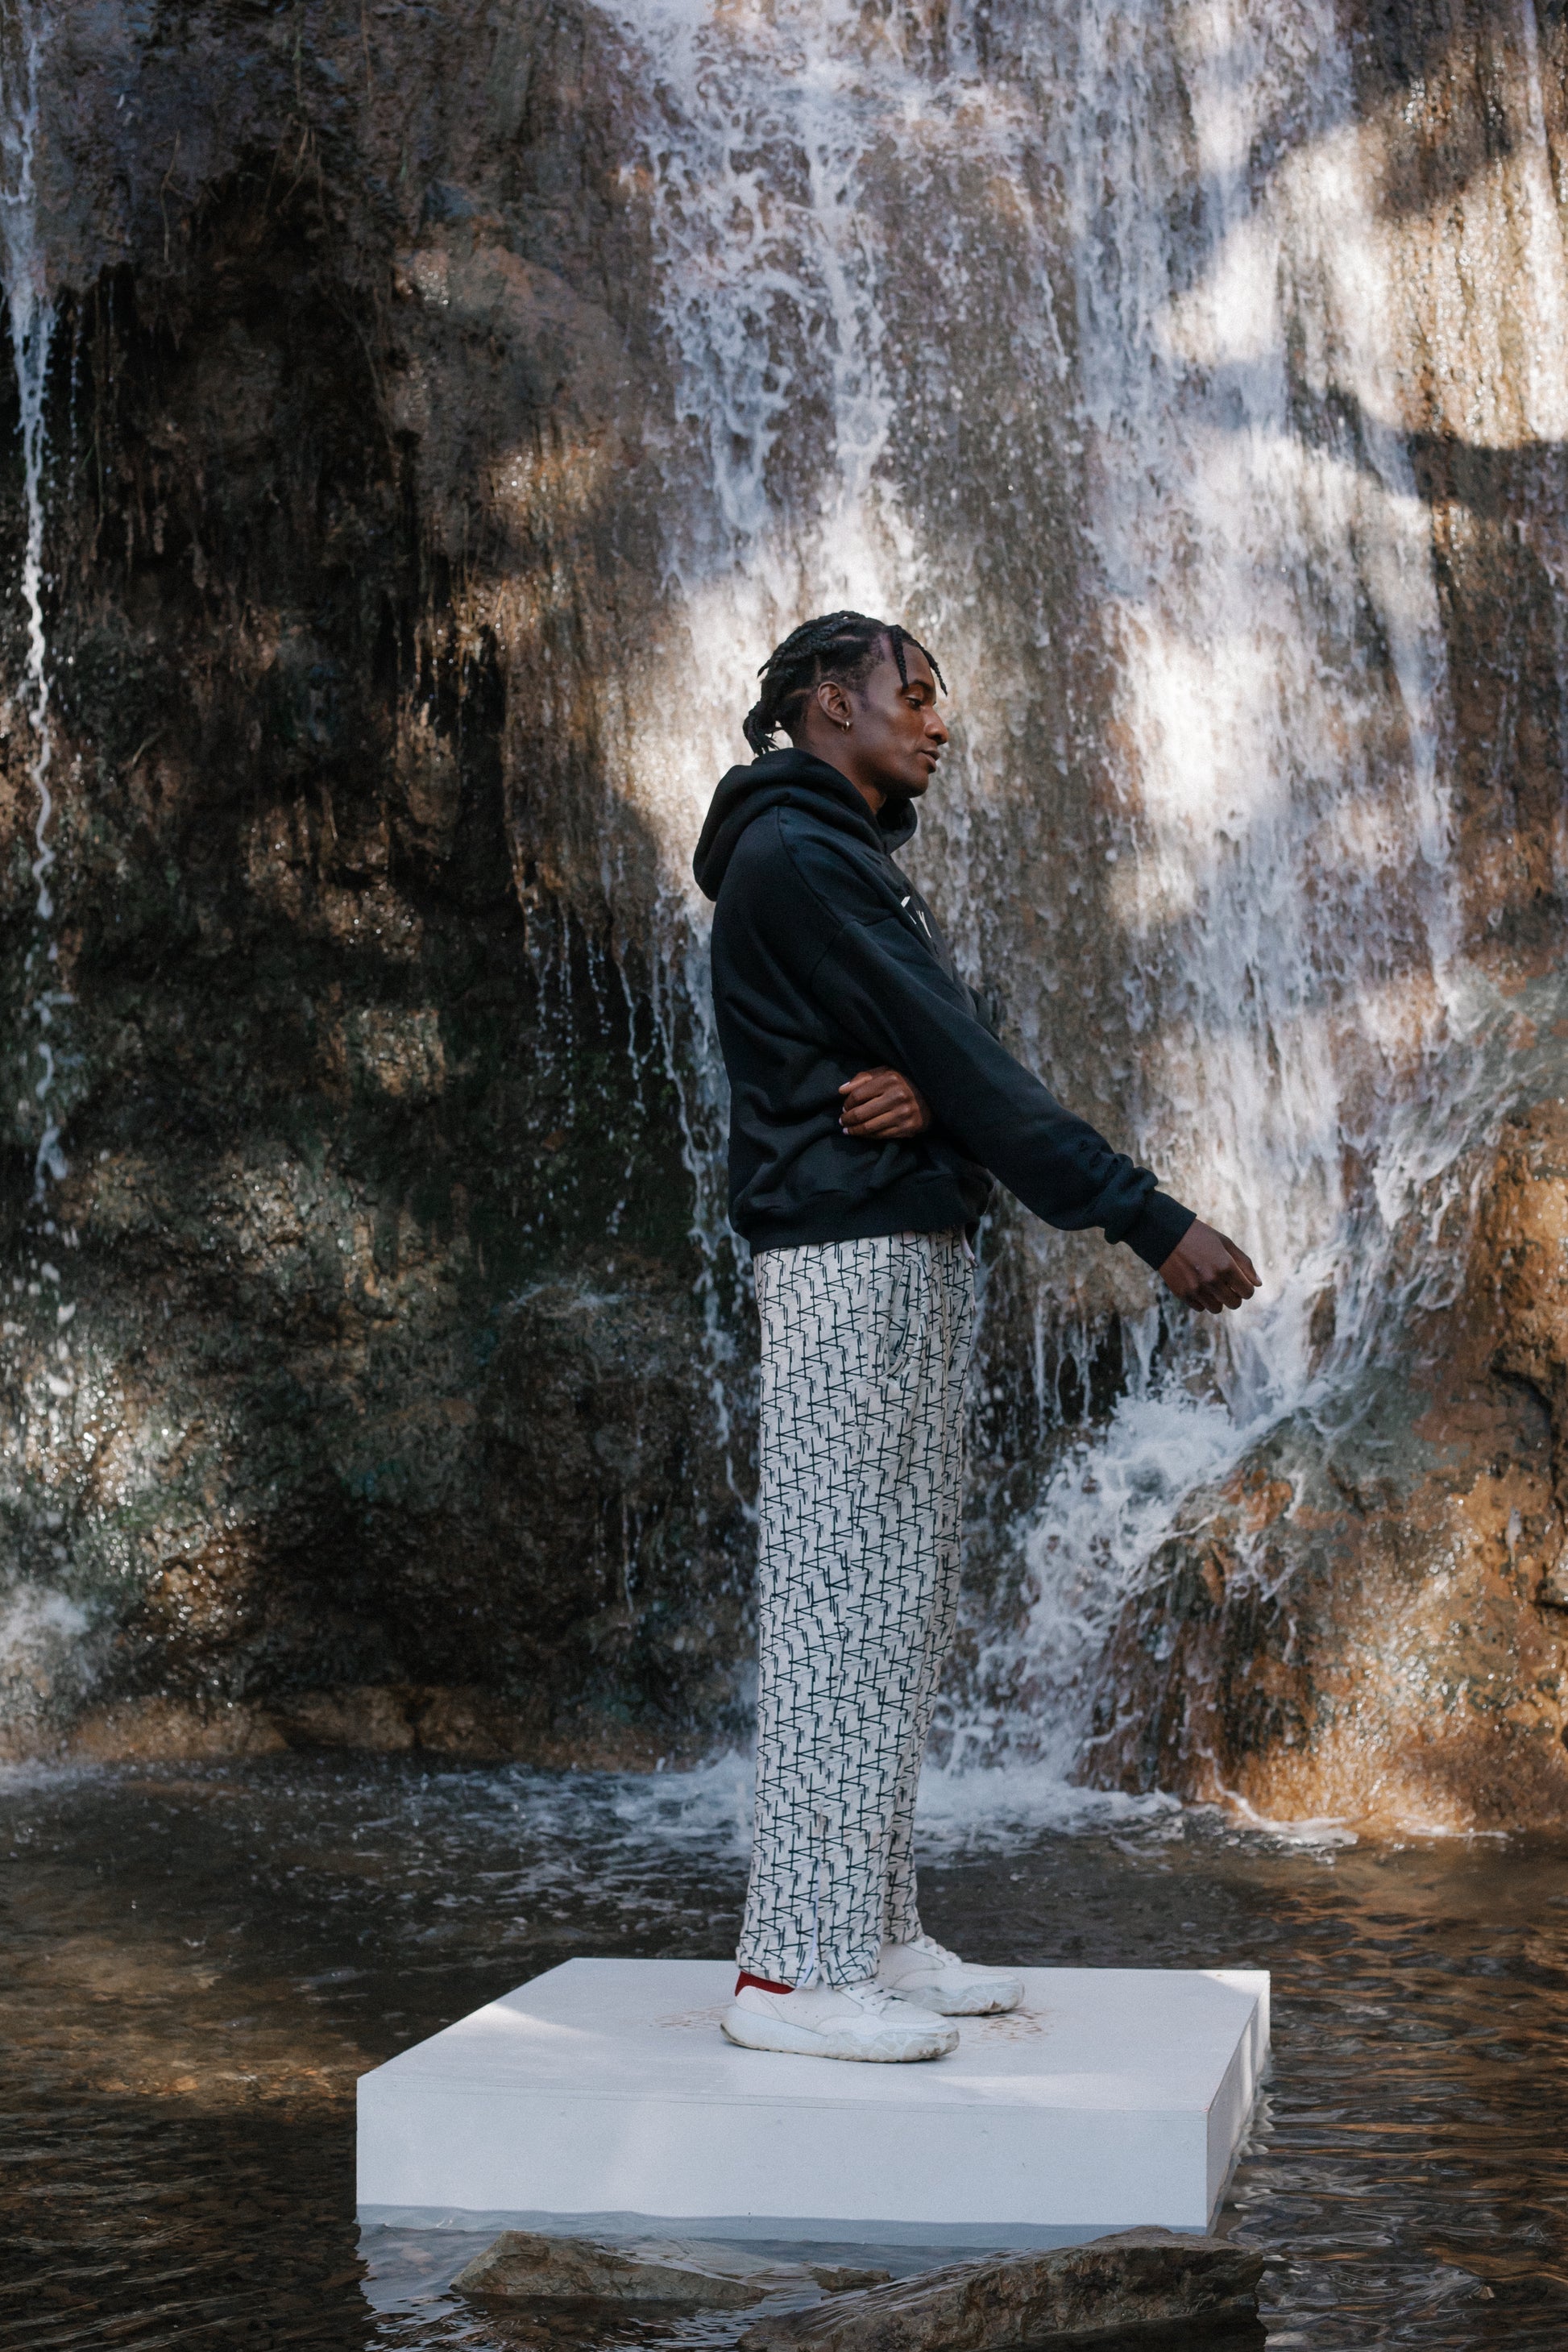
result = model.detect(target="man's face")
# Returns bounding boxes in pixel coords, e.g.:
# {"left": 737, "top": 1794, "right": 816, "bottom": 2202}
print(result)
{"left": 844, "top": 645, "right": 948, "bottom": 799}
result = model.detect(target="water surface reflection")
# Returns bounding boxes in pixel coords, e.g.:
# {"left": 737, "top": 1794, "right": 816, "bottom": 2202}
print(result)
{"left": 2, "top": 1757, "right": 1564, "bottom": 2347}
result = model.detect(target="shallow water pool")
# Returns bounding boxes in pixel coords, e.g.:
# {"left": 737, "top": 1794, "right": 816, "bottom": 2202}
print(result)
{"left": 2, "top": 1756, "right": 1565, "bottom": 2347}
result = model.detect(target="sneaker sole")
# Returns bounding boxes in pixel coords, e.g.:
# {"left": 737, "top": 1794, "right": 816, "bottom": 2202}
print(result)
{"left": 880, "top": 1980, "right": 1025, "bottom": 2016}
{"left": 720, "top": 2007, "right": 958, "bottom": 2063}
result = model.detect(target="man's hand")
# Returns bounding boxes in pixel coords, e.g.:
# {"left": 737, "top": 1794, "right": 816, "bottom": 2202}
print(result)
{"left": 840, "top": 1067, "right": 932, "bottom": 1141}
{"left": 1158, "top": 1221, "right": 1260, "bottom": 1314}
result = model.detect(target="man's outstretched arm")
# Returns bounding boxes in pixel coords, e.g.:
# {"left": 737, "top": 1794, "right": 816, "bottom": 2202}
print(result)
{"left": 841, "top": 1063, "right": 1259, "bottom": 1317}
{"left": 819, "top": 919, "right": 1259, "bottom": 1309}
{"left": 840, "top": 1060, "right": 1257, "bottom": 1315}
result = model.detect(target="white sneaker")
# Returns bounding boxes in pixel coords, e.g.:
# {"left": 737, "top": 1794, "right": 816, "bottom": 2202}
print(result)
{"left": 876, "top": 1932, "right": 1024, "bottom": 2016}
{"left": 721, "top": 1977, "right": 959, "bottom": 2063}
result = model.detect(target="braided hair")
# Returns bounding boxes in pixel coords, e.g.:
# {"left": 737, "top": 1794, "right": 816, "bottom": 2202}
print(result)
{"left": 742, "top": 611, "right": 946, "bottom": 758}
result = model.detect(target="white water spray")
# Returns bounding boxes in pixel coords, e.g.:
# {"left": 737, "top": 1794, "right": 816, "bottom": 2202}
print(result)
{"left": 593, "top": 0, "right": 1559, "bottom": 1777}
{"left": 1, "top": 1, "right": 74, "bottom": 1440}
{"left": 589, "top": 2, "right": 933, "bottom": 1469}
{"left": 0, "top": 1, "right": 62, "bottom": 1201}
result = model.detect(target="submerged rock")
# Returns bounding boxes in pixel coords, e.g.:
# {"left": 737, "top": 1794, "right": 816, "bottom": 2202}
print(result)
{"left": 736, "top": 2231, "right": 1267, "bottom": 2351}
{"left": 451, "top": 2229, "right": 765, "bottom": 2308}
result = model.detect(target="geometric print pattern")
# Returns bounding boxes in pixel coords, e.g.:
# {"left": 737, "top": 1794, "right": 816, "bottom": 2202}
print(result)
{"left": 736, "top": 1229, "right": 976, "bottom": 1987}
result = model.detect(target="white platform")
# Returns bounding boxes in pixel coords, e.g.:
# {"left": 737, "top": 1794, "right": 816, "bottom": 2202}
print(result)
{"left": 357, "top": 1959, "right": 1269, "bottom": 2248}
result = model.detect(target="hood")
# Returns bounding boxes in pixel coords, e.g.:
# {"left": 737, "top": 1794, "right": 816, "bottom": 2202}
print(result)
{"left": 692, "top": 746, "right": 919, "bottom": 900}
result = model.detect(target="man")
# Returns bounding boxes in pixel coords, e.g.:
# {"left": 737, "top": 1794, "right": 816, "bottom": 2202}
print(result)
{"left": 692, "top": 612, "right": 1258, "bottom": 2064}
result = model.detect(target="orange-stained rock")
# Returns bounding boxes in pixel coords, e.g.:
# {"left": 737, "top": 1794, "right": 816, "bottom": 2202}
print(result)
{"left": 1089, "top": 1105, "right": 1568, "bottom": 1832}
{"left": 63, "top": 1699, "right": 289, "bottom": 1764}
{"left": 270, "top": 1685, "right": 418, "bottom": 1753}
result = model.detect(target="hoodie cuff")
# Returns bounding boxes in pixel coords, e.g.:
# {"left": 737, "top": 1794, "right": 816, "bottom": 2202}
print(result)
{"left": 1120, "top": 1191, "right": 1197, "bottom": 1271}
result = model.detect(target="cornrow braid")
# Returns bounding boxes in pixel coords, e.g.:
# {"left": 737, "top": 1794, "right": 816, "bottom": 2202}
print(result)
{"left": 742, "top": 611, "right": 947, "bottom": 759}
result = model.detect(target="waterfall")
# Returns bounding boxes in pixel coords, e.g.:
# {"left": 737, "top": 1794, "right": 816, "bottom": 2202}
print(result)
{"left": 0, "top": 1, "right": 83, "bottom": 1719}
{"left": 0, "top": 1, "right": 58, "bottom": 1181}
{"left": 593, "top": 2, "right": 921, "bottom": 1435}
{"left": 0, "top": 0, "right": 1561, "bottom": 1772}
{"left": 1, "top": 1, "right": 61, "bottom": 1168}
{"left": 599, "top": 0, "right": 1561, "bottom": 1781}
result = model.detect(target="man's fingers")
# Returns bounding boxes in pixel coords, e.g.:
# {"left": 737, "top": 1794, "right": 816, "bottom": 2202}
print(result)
{"left": 840, "top": 1068, "right": 927, "bottom": 1138}
{"left": 1159, "top": 1222, "right": 1261, "bottom": 1315}
{"left": 1192, "top": 1268, "right": 1247, "bottom": 1311}
{"left": 843, "top": 1096, "right": 921, "bottom": 1137}
{"left": 1217, "top": 1234, "right": 1261, "bottom": 1291}
{"left": 848, "top": 1114, "right": 919, "bottom": 1139}
{"left": 842, "top": 1091, "right": 905, "bottom": 1127}
{"left": 843, "top": 1113, "right": 919, "bottom": 1138}
{"left": 840, "top": 1084, "right": 899, "bottom": 1117}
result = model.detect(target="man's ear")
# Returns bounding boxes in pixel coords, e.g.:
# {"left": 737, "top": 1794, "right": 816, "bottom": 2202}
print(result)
{"left": 816, "top": 679, "right": 853, "bottom": 730}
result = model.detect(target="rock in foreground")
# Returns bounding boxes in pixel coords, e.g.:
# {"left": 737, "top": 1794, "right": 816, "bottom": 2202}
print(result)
{"left": 737, "top": 2230, "right": 1266, "bottom": 2351}
{"left": 452, "top": 2230, "right": 764, "bottom": 2307}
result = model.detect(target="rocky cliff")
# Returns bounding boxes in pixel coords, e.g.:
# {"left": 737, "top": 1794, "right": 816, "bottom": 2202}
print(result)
{"left": 2, "top": 0, "right": 1566, "bottom": 1827}
{"left": 2, "top": 0, "right": 756, "bottom": 1761}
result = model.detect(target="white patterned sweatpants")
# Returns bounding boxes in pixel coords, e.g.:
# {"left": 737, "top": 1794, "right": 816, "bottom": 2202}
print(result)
{"left": 736, "top": 1229, "right": 975, "bottom": 1988}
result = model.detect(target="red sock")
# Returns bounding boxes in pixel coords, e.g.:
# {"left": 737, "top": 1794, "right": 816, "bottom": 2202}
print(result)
{"left": 735, "top": 1970, "right": 794, "bottom": 1995}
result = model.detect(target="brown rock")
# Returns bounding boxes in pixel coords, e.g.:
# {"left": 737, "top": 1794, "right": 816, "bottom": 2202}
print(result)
{"left": 271, "top": 1686, "right": 417, "bottom": 1753}
{"left": 810, "top": 2267, "right": 894, "bottom": 2294}
{"left": 1481, "top": 1105, "right": 1568, "bottom": 1547}
{"left": 737, "top": 2231, "right": 1265, "bottom": 2351}
{"left": 1089, "top": 1108, "right": 1568, "bottom": 1834}
{"left": 65, "top": 1699, "right": 288, "bottom": 1763}
{"left": 410, "top": 1685, "right": 527, "bottom": 1761}
{"left": 21, "top": 1675, "right": 719, "bottom": 1769}
{"left": 451, "top": 2231, "right": 764, "bottom": 2308}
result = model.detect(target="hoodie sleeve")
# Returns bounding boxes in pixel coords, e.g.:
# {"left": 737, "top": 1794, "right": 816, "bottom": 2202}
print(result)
{"left": 809, "top": 906, "right": 1195, "bottom": 1271}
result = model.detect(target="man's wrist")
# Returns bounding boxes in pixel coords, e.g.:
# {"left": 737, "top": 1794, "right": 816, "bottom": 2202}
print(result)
{"left": 1122, "top": 1193, "right": 1197, "bottom": 1271}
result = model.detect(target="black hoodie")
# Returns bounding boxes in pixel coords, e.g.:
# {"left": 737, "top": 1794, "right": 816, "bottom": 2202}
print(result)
{"left": 693, "top": 747, "right": 1195, "bottom": 1267}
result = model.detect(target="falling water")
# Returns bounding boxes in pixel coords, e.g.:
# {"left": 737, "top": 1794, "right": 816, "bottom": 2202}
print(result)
{"left": 0, "top": 0, "right": 83, "bottom": 1721}
{"left": 596, "top": 0, "right": 1565, "bottom": 1782}
{"left": 592, "top": 0, "right": 923, "bottom": 1463}
{"left": 0, "top": 0, "right": 60, "bottom": 1194}
{"left": 0, "top": 0, "right": 1561, "bottom": 1777}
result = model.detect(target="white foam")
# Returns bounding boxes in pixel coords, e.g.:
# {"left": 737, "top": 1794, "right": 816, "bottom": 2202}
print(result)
{"left": 591, "top": 0, "right": 1502, "bottom": 1776}
{"left": 0, "top": 1582, "right": 89, "bottom": 1723}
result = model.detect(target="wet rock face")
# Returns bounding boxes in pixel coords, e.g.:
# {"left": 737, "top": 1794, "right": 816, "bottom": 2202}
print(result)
{"left": 1, "top": 0, "right": 1566, "bottom": 1819}
{"left": 0, "top": 1, "right": 753, "bottom": 1754}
